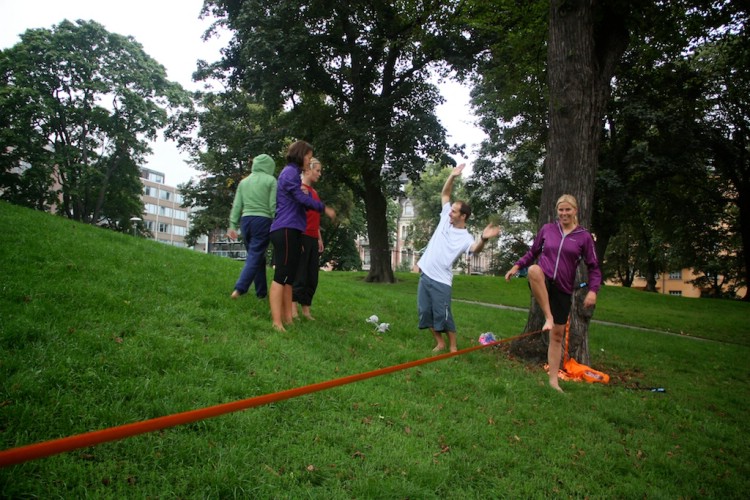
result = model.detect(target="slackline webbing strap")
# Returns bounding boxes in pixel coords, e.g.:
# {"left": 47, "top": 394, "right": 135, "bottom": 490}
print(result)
{"left": 0, "top": 329, "right": 541, "bottom": 467}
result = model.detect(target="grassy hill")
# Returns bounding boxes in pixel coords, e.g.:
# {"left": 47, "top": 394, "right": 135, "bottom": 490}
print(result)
{"left": 1, "top": 201, "right": 748, "bottom": 498}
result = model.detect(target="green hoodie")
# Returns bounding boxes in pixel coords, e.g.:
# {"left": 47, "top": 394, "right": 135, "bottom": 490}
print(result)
{"left": 228, "top": 154, "right": 278, "bottom": 230}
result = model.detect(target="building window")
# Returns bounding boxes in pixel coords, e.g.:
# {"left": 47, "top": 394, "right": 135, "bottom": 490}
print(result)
{"left": 669, "top": 290, "right": 682, "bottom": 296}
{"left": 159, "top": 206, "right": 173, "bottom": 218}
{"left": 174, "top": 209, "right": 187, "bottom": 221}
{"left": 143, "top": 186, "right": 157, "bottom": 197}
{"left": 149, "top": 172, "right": 164, "bottom": 184}
{"left": 158, "top": 223, "right": 170, "bottom": 233}
{"left": 403, "top": 201, "right": 414, "bottom": 217}
{"left": 173, "top": 226, "right": 186, "bottom": 236}
{"left": 669, "top": 271, "right": 682, "bottom": 280}
{"left": 159, "top": 189, "right": 172, "bottom": 201}
{"left": 174, "top": 193, "right": 184, "bottom": 205}
{"left": 146, "top": 203, "right": 158, "bottom": 215}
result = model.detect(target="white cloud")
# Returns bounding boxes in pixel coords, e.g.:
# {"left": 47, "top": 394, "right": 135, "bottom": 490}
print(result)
{"left": 435, "top": 79, "right": 486, "bottom": 173}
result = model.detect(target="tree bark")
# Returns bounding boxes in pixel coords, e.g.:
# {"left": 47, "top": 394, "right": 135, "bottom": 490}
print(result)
{"left": 363, "top": 167, "right": 395, "bottom": 283}
{"left": 511, "top": 0, "right": 629, "bottom": 365}
{"left": 737, "top": 186, "right": 750, "bottom": 302}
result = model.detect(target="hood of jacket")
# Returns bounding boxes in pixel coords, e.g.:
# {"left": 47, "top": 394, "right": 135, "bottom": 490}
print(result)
{"left": 251, "top": 154, "right": 276, "bottom": 176}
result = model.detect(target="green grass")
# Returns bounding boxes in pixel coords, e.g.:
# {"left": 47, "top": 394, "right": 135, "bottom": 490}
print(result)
{"left": 1, "top": 200, "right": 749, "bottom": 498}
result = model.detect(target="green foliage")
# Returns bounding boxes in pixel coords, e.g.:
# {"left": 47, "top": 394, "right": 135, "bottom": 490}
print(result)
{"left": 199, "top": 0, "right": 481, "bottom": 281}
{"left": 597, "top": 7, "right": 748, "bottom": 295}
{"left": 171, "top": 89, "right": 287, "bottom": 246}
{"left": 0, "top": 19, "right": 192, "bottom": 228}
{"left": 600, "top": 42, "right": 725, "bottom": 286}
{"left": 1, "top": 201, "right": 749, "bottom": 497}
{"left": 488, "top": 203, "right": 536, "bottom": 276}
{"left": 691, "top": 24, "right": 750, "bottom": 295}
{"left": 319, "top": 188, "right": 365, "bottom": 271}
{"left": 467, "top": 1, "right": 748, "bottom": 296}
{"left": 463, "top": 0, "right": 549, "bottom": 219}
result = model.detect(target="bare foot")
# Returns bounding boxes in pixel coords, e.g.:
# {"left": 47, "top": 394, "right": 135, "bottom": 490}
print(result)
{"left": 432, "top": 344, "right": 446, "bottom": 352}
{"left": 549, "top": 381, "right": 564, "bottom": 393}
{"left": 303, "top": 313, "right": 315, "bottom": 321}
{"left": 272, "top": 323, "right": 286, "bottom": 332}
{"left": 449, "top": 345, "right": 458, "bottom": 353}
{"left": 231, "top": 290, "right": 241, "bottom": 299}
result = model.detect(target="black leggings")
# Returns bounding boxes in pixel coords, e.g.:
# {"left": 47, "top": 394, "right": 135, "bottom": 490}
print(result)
{"left": 270, "top": 228, "right": 301, "bottom": 285}
{"left": 293, "top": 234, "right": 320, "bottom": 306}
{"left": 546, "top": 278, "right": 572, "bottom": 325}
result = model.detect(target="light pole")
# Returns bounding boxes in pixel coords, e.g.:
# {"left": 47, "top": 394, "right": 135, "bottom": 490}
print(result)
{"left": 129, "top": 217, "right": 142, "bottom": 237}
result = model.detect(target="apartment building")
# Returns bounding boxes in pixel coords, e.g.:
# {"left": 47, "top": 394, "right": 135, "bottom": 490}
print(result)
{"left": 607, "top": 268, "right": 746, "bottom": 299}
{"left": 139, "top": 168, "right": 196, "bottom": 249}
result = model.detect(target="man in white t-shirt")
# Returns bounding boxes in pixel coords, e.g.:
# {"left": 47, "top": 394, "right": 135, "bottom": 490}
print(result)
{"left": 417, "top": 164, "right": 501, "bottom": 352}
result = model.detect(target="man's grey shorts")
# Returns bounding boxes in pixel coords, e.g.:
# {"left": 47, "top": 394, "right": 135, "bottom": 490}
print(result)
{"left": 417, "top": 273, "right": 456, "bottom": 333}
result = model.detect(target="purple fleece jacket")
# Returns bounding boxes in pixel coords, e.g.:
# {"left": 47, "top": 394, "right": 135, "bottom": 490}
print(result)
{"left": 270, "top": 164, "right": 324, "bottom": 233}
{"left": 515, "top": 221, "right": 602, "bottom": 295}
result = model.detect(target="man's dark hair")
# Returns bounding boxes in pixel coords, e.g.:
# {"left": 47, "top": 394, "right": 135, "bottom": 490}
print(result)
{"left": 456, "top": 200, "right": 471, "bottom": 221}
{"left": 286, "top": 140, "right": 313, "bottom": 168}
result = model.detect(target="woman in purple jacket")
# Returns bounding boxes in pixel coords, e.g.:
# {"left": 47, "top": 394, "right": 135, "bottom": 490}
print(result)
{"left": 269, "top": 141, "right": 335, "bottom": 331}
{"left": 504, "top": 194, "right": 601, "bottom": 392}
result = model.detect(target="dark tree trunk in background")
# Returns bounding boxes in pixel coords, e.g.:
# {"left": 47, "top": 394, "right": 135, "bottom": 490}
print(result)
{"left": 511, "top": 0, "right": 629, "bottom": 365}
{"left": 363, "top": 168, "right": 395, "bottom": 283}
{"left": 735, "top": 180, "right": 750, "bottom": 301}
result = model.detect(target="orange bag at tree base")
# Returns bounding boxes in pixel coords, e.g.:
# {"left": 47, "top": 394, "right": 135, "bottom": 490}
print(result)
{"left": 563, "top": 358, "right": 610, "bottom": 384}
{"left": 560, "top": 319, "right": 609, "bottom": 384}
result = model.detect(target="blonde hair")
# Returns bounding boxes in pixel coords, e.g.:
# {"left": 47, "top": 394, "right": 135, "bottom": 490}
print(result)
{"left": 556, "top": 194, "right": 579, "bottom": 224}
{"left": 303, "top": 158, "right": 321, "bottom": 182}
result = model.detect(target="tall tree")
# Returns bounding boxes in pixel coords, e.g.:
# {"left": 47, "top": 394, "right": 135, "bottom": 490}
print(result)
{"left": 592, "top": 3, "right": 749, "bottom": 299}
{"left": 697, "top": 24, "right": 750, "bottom": 299}
{"left": 464, "top": 0, "right": 549, "bottom": 221}
{"left": 0, "top": 20, "right": 191, "bottom": 229}
{"left": 467, "top": 1, "right": 740, "bottom": 268}
{"left": 199, "top": 0, "right": 477, "bottom": 282}
{"left": 509, "top": 1, "right": 629, "bottom": 365}
{"left": 468, "top": 1, "right": 747, "bottom": 363}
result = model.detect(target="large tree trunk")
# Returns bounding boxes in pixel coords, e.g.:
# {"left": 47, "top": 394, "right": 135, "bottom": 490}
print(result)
{"left": 709, "top": 129, "right": 750, "bottom": 301}
{"left": 511, "top": 0, "right": 628, "bottom": 365}
{"left": 362, "top": 167, "right": 395, "bottom": 283}
{"left": 736, "top": 178, "right": 750, "bottom": 301}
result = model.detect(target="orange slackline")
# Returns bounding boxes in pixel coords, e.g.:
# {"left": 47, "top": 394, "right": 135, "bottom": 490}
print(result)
{"left": 0, "top": 329, "right": 541, "bottom": 468}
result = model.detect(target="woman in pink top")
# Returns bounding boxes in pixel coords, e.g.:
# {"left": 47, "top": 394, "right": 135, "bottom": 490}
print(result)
{"left": 504, "top": 194, "right": 601, "bottom": 392}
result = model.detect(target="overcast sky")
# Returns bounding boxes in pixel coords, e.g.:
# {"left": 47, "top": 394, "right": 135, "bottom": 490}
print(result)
{"left": 0, "top": 0, "right": 484, "bottom": 186}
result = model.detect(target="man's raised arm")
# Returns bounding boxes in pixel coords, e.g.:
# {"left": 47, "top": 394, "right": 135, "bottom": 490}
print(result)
{"left": 441, "top": 163, "right": 465, "bottom": 205}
